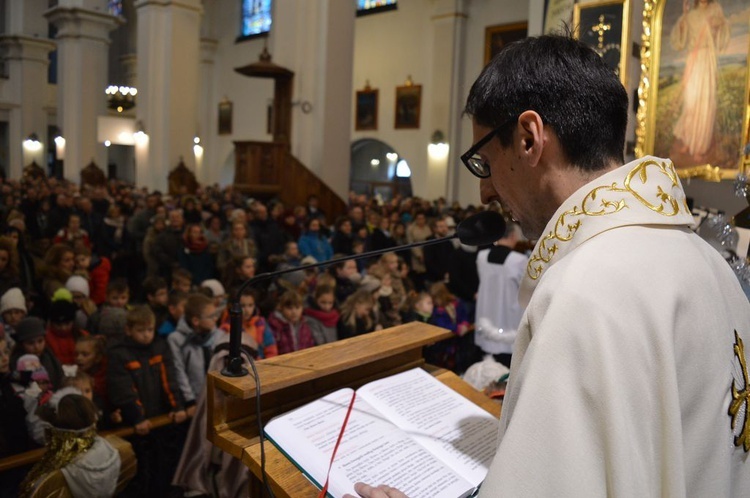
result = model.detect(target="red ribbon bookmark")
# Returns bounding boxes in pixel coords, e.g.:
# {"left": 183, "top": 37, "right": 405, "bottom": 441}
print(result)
{"left": 318, "top": 391, "right": 357, "bottom": 498}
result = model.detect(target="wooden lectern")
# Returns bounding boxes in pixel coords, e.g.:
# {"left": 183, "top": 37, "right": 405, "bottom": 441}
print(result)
{"left": 207, "top": 322, "right": 501, "bottom": 497}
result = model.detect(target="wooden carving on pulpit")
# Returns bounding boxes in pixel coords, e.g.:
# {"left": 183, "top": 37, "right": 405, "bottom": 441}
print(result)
{"left": 22, "top": 161, "right": 46, "bottom": 182}
{"left": 80, "top": 160, "right": 107, "bottom": 187}
{"left": 168, "top": 159, "right": 198, "bottom": 196}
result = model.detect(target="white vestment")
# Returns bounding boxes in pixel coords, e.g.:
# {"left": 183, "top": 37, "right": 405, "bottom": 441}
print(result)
{"left": 475, "top": 247, "right": 528, "bottom": 355}
{"left": 480, "top": 157, "right": 750, "bottom": 497}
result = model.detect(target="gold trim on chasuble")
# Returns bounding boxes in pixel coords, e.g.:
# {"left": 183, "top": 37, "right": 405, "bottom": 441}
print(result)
{"left": 527, "top": 158, "right": 691, "bottom": 280}
{"left": 730, "top": 330, "right": 750, "bottom": 452}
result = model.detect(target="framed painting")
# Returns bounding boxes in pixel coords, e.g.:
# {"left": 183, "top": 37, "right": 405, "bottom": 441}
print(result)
{"left": 484, "top": 22, "right": 528, "bottom": 66}
{"left": 635, "top": 0, "right": 750, "bottom": 180}
{"left": 573, "top": 0, "right": 631, "bottom": 86}
{"left": 394, "top": 84, "right": 421, "bottom": 129}
{"left": 355, "top": 88, "right": 378, "bottom": 131}
{"left": 218, "top": 99, "right": 232, "bottom": 136}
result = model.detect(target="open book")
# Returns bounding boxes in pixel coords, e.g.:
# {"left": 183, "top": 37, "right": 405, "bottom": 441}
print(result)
{"left": 264, "top": 368, "right": 500, "bottom": 498}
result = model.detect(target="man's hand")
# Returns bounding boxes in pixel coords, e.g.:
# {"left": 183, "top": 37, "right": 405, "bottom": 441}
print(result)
{"left": 134, "top": 419, "right": 152, "bottom": 435}
{"left": 343, "top": 483, "right": 408, "bottom": 498}
{"left": 186, "top": 405, "right": 197, "bottom": 418}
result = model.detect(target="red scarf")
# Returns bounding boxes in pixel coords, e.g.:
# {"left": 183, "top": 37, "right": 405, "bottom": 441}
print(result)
{"left": 304, "top": 307, "right": 340, "bottom": 327}
{"left": 183, "top": 232, "right": 208, "bottom": 253}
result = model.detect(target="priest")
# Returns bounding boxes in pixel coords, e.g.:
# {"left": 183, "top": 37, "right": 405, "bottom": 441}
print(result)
{"left": 346, "top": 34, "right": 750, "bottom": 498}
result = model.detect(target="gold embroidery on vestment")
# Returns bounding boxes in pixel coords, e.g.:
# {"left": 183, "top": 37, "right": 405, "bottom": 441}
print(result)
{"left": 729, "top": 330, "right": 750, "bottom": 452}
{"left": 527, "top": 159, "right": 688, "bottom": 280}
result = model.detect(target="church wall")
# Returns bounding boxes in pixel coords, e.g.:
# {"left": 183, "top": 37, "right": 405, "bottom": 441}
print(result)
{"left": 452, "top": 0, "right": 535, "bottom": 206}
{"left": 204, "top": 0, "right": 273, "bottom": 186}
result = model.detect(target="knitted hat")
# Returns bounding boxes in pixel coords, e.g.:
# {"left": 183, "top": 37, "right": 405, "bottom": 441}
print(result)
{"left": 200, "top": 279, "right": 226, "bottom": 298}
{"left": 16, "top": 354, "right": 41, "bottom": 372}
{"left": 65, "top": 276, "right": 90, "bottom": 298}
{"left": 98, "top": 307, "right": 127, "bottom": 338}
{"left": 48, "top": 300, "right": 77, "bottom": 324}
{"left": 0, "top": 288, "right": 26, "bottom": 314}
{"left": 15, "top": 317, "right": 46, "bottom": 343}
{"left": 52, "top": 288, "right": 74, "bottom": 303}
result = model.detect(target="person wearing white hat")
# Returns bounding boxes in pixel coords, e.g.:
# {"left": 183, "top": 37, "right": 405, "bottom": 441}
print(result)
{"left": 200, "top": 279, "right": 227, "bottom": 311}
{"left": 0, "top": 287, "right": 27, "bottom": 346}
{"left": 65, "top": 276, "right": 96, "bottom": 332}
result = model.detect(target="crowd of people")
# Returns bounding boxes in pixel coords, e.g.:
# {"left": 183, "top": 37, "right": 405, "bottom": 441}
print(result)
{"left": 0, "top": 173, "right": 511, "bottom": 497}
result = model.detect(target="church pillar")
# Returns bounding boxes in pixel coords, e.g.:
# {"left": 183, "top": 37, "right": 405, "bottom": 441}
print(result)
{"left": 0, "top": 0, "right": 54, "bottom": 179}
{"left": 275, "top": 0, "right": 355, "bottom": 200}
{"left": 427, "top": 0, "right": 468, "bottom": 201}
{"left": 134, "top": 0, "right": 202, "bottom": 192}
{"left": 45, "top": 4, "right": 119, "bottom": 182}
{"left": 197, "top": 37, "right": 217, "bottom": 186}
{"left": 0, "top": 36, "right": 55, "bottom": 178}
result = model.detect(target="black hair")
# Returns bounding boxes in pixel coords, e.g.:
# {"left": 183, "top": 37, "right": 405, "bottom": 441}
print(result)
{"left": 464, "top": 34, "right": 628, "bottom": 172}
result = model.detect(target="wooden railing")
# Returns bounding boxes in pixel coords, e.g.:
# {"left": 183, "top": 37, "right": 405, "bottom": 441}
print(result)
{"left": 0, "top": 413, "right": 175, "bottom": 473}
{"left": 233, "top": 141, "right": 347, "bottom": 223}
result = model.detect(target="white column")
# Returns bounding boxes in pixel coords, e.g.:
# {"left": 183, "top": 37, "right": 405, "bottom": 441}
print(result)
{"left": 197, "top": 37, "right": 217, "bottom": 185}
{"left": 428, "top": 0, "right": 468, "bottom": 201}
{"left": 274, "top": 0, "right": 354, "bottom": 200}
{"left": 134, "top": 0, "right": 202, "bottom": 192}
{"left": 0, "top": 36, "right": 55, "bottom": 178}
{"left": 45, "top": 6, "right": 119, "bottom": 182}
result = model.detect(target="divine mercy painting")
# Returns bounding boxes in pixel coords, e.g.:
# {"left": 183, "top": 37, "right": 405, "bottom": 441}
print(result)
{"left": 653, "top": 0, "right": 749, "bottom": 171}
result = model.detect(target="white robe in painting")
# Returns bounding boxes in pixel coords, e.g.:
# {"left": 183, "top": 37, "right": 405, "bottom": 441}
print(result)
{"left": 669, "top": 1, "right": 730, "bottom": 157}
{"left": 480, "top": 157, "right": 750, "bottom": 497}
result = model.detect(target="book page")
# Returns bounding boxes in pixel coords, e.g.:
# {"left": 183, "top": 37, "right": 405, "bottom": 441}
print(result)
{"left": 264, "top": 388, "right": 475, "bottom": 498}
{"left": 358, "top": 368, "right": 499, "bottom": 486}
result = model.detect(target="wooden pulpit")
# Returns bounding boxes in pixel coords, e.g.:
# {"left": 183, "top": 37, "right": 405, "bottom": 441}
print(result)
{"left": 206, "top": 322, "right": 501, "bottom": 497}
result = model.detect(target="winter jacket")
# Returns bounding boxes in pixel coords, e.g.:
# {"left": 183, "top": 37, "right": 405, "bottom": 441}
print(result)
{"left": 106, "top": 336, "right": 183, "bottom": 425}
{"left": 166, "top": 318, "right": 220, "bottom": 405}
{"left": 267, "top": 311, "right": 315, "bottom": 355}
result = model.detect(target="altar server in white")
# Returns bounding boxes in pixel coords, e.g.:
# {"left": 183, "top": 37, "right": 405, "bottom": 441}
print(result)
{"left": 347, "top": 34, "right": 750, "bottom": 498}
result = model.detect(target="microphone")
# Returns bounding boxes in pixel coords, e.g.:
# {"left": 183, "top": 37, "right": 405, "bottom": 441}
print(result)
{"left": 221, "top": 210, "right": 506, "bottom": 376}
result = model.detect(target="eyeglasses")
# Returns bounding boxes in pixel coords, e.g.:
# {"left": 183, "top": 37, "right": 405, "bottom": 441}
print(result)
{"left": 460, "top": 116, "right": 518, "bottom": 178}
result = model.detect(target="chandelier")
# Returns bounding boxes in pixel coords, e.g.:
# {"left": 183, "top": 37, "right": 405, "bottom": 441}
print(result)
{"left": 105, "top": 85, "right": 137, "bottom": 113}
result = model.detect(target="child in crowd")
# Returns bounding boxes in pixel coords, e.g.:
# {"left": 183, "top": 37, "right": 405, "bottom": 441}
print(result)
{"left": 142, "top": 276, "right": 169, "bottom": 330}
{"left": 74, "top": 246, "right": 111, "bottom": 306}
{"left": 11, "top": 317, "right": 64, "bottom": 389}
{"left": 0, "top": 287, "right": 26, "bottom": 349}
{"left": 157, "top": 290, "right": 187, "bottom": 336}
{"left": 425, "top": 282, "right": 476, "bottom": 373}
{"left": 219, "top": 287, "right": 278, "bottom": 359}
{"left": 74, "top": 336, "right": 110, "bottom": 415}
{"left": 337, "top": 289, "right": 382, "bottom": 339}
{"left": 168, "top": 293, "right": 220, "bottom": 413}
{"left": 19, "top": 390, "right": 120, "bottom": 498}
{"left": 200, "top": 279, "right": 227, "bottom": 314}
{"left": 0, "top": 335, "right": 29, "bottom": 460}
{"left": 107, "top": 305, "right": 186, "bottom": 496}
{"left": 303, "top": 284, "right": 339, "bottom": 345}
{"left": 107, "top": 305, "right": 185, "bottom": 430}
{"left": 403, "top": 291, "right": 434, "bottom": 324}
{"left": 171, "top": 268, "right": 193, "bottom": 294}
{"left": 45, "top": 298, "right": 86, "bottom": 366}
{"left": 222, "top": 255, "right": 256, "bottom": 292}
{"left": 87, "top": 278, "right": 129, "bottom": 336}
{"left": 267, "top": 290, "right": 315, "bottom": 355}
{"left": 66, "top": 275, "right": 97, "bottom": 331}
{"left": 330, "top": 259, "right": 359, "bottom": 306}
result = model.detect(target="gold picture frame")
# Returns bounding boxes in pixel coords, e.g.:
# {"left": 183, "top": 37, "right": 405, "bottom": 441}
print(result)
{"left": 484, "top": 22, "right": 528, "bottom": 66}
{"left": 355, "top": 87, "right": 378, "bottom": 131}
{"left": 573, "top": 0, "right": 630, "bottom": 87}
{"left": 635, "top": 0, "right": 750, "bottom": 181}
{"left": 394, "top": 84, "right": 422, "bottom": 129}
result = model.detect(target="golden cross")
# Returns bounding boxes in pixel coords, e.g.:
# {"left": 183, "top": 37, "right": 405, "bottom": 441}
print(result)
{"left": 590, "top": 15, "right": 612, "bottom": 50}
